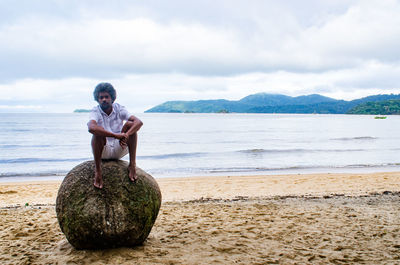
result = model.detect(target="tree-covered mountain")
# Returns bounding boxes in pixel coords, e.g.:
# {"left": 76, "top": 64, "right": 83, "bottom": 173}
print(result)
{"left": 73, "top": 109, "right": 91, "bottom": 113}
{"left": 145, "top": 93, "right": 400, "bottom": 114}
{"left": 347, "top": 99, "right": 400, "bottom": 115}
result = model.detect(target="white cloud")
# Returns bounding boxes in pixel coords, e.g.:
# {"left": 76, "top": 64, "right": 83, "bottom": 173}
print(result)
{"left": 0, "top": 105, "right": 43, "bottom": 109}
{"left": 2, "top": 60, "right": 400, "bottom": 113}
{"left": 297, "top": 0, "right": 400, "bottom": 63}
{"left": 2, "top": 0, "right": 399, "bottom": 79}
{"left": 0, "top": 16, "right": 244, "bottom": 79}
{"left": 1, "top": 0, "right": 400, "bottom": 112}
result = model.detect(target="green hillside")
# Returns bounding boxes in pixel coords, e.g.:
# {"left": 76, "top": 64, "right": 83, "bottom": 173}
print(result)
{"left": 347, "top": 100, "right": 400, "bottom": 115}
{"left": 73, "top": 109, "right": 91, "bottom": 113}
{"left": 145, "top": 93, "right": 400, "bottom": 114}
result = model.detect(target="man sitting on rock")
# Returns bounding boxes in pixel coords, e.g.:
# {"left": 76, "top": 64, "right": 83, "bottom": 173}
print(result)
{"left": 88, "top": 82, "right": 143, "bottom": 189}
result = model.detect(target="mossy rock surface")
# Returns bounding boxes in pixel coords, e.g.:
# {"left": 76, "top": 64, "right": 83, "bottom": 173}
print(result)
{"left": 56, "top": 160, "right": 162, "bottom": 249}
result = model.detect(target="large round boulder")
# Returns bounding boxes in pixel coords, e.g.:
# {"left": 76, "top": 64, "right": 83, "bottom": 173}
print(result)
{"left": 56, "top": 160, "right": 162, "bottom": 249}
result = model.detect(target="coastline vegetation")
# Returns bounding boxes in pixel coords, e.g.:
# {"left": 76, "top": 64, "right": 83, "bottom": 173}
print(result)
{"left": 347, "top": 100, "right": 400, "bottom": 115}
{"left": 145, "top": 93, "right": 400, "bottom": 114}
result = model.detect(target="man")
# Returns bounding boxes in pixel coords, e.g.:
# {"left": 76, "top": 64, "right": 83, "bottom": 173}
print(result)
{"left": 88, "top": 82, "right": 143, "bottom": 189}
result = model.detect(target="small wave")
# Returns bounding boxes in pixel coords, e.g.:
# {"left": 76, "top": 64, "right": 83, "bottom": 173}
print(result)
{"left": 147, "top": 165, "right": 334, "bottom": 175}
{"left": 151, "top": 163, "right": 400, "bottom": 175}
{"left": 0, "top": 157, "right": 89, "bottom": 164}
{"left": 0, "top": 144, "right": 20, "bottom": 149}
{"left": 0, "top": 144, "right": 52, "bottom": 149}
{"left": 138, "top": 152, "right": 206, "bottom": 160}
{"left": 239, "top": 149, "right": 267, "bottom": 153}
{"left": 238, "top": 148, "right": 364, "bottom": 154}
{"left": 238, "top": 148, "right": 312, "bottom": 154}
{"left": 206, "top": 166, "right": 304, "bottom": 173}
{"left": 338, "top": 163, "right": 400, "bottom": 169}
{"left": 7, "top": 129, "right": 31, "bottom": 132}
{"left": 331, "top": 136, "right": 377, "bottom": 141}
{"left": 0, "top": 172, "right": 67, "bottom": 178}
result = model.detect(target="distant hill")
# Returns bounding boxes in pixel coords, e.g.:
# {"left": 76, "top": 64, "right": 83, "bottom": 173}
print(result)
{"left": 73, "top": 109, "right": 91, "bottom": 113}
{"left": 145, "top": 93, "right": 400, "bottom": 114}
{"left": 347, "top": 99, "right": 400, "bottom": 115}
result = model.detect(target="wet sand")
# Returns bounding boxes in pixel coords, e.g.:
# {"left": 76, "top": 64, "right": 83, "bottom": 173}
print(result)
{"left": 1, "top": 172, "right": 400, "bottom": 264}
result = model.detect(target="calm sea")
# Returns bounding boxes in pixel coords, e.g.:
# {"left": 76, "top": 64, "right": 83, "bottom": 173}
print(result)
{"left": 1, "top": 113, "right": 399, "bottom": 182}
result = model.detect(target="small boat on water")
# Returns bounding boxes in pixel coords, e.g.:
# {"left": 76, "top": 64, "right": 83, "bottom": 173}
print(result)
{"left": 374, "top": 116, "right": 387, "bottom": 119}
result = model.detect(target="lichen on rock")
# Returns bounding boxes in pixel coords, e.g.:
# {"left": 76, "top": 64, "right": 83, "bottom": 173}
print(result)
{"left": 56, "top": 160, "right": 162, "bottom": 249}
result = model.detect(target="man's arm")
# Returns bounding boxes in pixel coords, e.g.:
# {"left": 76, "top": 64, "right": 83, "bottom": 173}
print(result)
{"left": 126, "top": 115, "right": 143, "bottom": 136}
{"left": 119, "top": 115, "right": 143, "bottom": 146}
{"left": 87, "top": 120, "right": 124, "bottom": 139}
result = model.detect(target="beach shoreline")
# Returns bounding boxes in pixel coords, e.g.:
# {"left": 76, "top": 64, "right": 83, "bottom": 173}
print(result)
{"left": 2, "top": 171, "right": 400, "bottom": 206}
{"left": 1, "top": 171, "right": 400, "bottom": 264}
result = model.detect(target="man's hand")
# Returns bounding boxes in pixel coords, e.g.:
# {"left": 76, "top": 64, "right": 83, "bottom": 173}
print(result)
{"left": 114, "top": 133, "right": 129, "bottom": 148}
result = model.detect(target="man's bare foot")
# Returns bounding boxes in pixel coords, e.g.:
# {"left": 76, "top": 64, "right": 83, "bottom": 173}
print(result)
{"left": 94, "top": 171, "right": 103, "bottom": 189}
{"left": 128, "top": 164, "right": 138, "bottom": 182}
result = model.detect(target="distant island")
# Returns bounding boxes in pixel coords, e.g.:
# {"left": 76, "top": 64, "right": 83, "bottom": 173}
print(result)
{"left": 145, "top": 93, "right": 400, "bottom": 115}
{"left": 73, "top": 109, "right": 91, "bottom": 113}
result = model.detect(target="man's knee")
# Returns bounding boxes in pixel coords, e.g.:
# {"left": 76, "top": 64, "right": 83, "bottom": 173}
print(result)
{"left": 122, "top": 121, "right": 134, "bottom": 132}
{"left": 125, "top": 121, "right": 134, "bottom": 127}
{"left": 92, "top": 135, "right": 106, "bottom": 146}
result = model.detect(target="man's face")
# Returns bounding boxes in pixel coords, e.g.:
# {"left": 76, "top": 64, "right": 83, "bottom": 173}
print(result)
{"left": 98, "top": 92, "right": 113, "bottom": 112}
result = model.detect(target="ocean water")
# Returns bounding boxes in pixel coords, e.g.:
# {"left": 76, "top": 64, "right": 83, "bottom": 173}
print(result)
{"left": 1, "top": 113, "right": 400, "bottom": 182}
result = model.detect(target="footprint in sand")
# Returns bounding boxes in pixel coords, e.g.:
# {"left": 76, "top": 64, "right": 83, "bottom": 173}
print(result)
{"left": 0, "top": 190, "right": 18, "bottom": 194}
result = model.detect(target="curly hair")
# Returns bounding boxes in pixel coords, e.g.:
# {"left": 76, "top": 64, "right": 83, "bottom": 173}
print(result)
{"left": 93, "top": 82, "right": 117, "bottom": 102}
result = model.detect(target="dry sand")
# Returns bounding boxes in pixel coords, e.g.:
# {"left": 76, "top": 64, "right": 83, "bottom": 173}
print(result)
{"left": 1, "top": 172, "right": 400, "bottom": 264}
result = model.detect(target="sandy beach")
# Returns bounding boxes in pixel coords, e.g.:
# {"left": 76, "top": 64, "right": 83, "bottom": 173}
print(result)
{"left": 1, "top": 172, "right": 400, "bottom": 264}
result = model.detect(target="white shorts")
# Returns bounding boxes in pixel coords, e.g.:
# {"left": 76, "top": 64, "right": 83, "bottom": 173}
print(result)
{"left": 101, "top": 138, "right": 129, "bottom": 159}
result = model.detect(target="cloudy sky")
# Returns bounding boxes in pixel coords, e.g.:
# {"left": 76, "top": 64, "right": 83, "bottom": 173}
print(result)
{"left": 1, "top": 0, "right": 400, "bottom": 112}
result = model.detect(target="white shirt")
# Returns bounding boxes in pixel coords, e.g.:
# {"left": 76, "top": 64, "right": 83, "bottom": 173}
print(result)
{"left": 89, "top": 103, "right": 131, "bottom": 146}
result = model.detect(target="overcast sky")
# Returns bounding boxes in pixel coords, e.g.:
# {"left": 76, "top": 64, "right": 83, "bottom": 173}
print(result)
{"left": 1, "top": 0, "right": 400, "bottom": 112}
